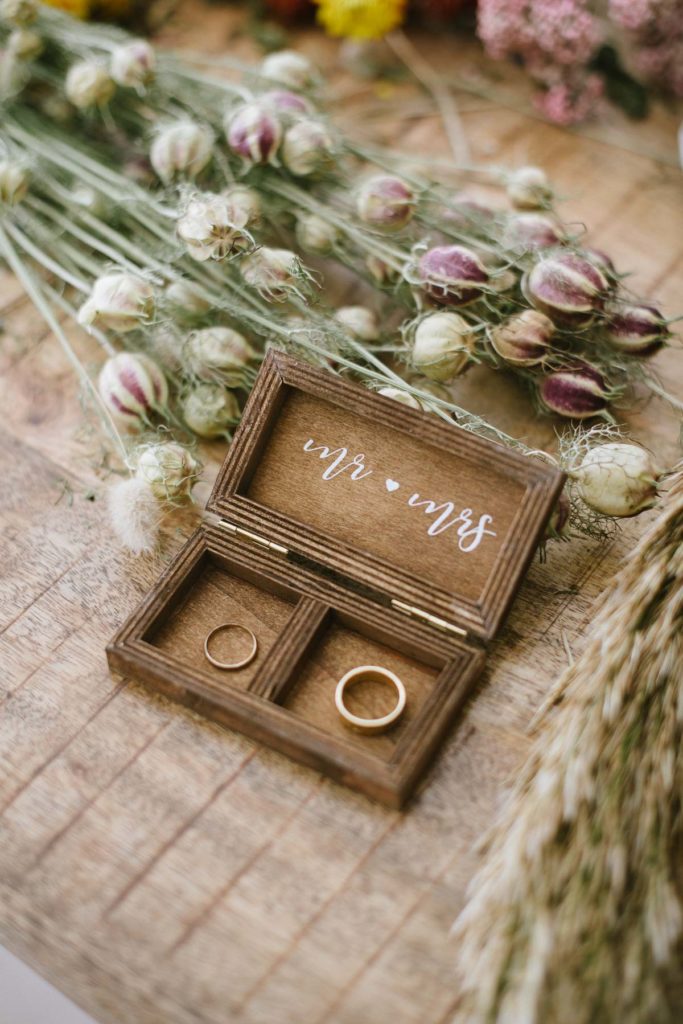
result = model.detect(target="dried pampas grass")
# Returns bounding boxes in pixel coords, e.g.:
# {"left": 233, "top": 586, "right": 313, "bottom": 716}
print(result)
{"left": 453, "top": 463, "right": 683, "bottom": 1024}
{"left": 107, "top": 477, "right": 161, "bottom": 554}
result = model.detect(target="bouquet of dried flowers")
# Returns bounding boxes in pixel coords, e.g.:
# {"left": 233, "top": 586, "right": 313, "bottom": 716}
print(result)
{"left": 452, "top": 460, "right": 683, "bottom": 1024}
{"left": 0, "top": 1, "right": 675, "bottom": 552}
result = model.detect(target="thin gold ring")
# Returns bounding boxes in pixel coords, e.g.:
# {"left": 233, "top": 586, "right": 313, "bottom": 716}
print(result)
{"left": 335, "top": 665, "right": 407, "bottom": 734}
{"left": 204, "top": 623, "right": 258, "bottom": 671}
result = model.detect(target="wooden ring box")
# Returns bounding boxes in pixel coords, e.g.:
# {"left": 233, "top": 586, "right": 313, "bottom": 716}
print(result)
{"left": 108, "top": 351, "right": 565, "bottom": 808}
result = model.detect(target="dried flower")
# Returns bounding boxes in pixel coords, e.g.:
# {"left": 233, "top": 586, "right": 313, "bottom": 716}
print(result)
{"left": 314, "top": 0, "right": 407, "bottom": 40}
{"left": 184, "top": 326, "right": 254, "bottom": 384}
{"left": 573, "top": 442, "right": 663, "bottom": 517}
{"left": 177, "top": 193, "right": 252, "bottom": 262}
{"left": 416, "top": 244, "right": 490, "bottom": 306}
{"left": 110, "top": 39, "right": 155, "bottom": 88}
{"left": 65, "top": 61, "right": 115, "bottom": 109}
{"left": 0, "top": 159, "right": 29, "bottom": 205}
{"left": 335, "top": 305, "right": 379, "bottom": 341}
{"left": 539, "top": 363, "right": 610, "bottom": 419}
{"left": 503, "top": 212, "right": 566, "bottom": 251}
{"left": 604, "top": 302, "right": 671, "bottom": 356}
{"left": 282, "top": 120, "right": 334, "bottom": 176}
{"left": 107, "top": 477, "right": 160, "bottom": 554}
{"left": 489, "top": 309, "right": 555, "bottom": 367}
{"left": 225, "top": 102, "right": 282, "bottom": 165}
{"left": 356, "top": 174, "right": 415, "bottom": 231}
{"left": 0, "top": 0, "right": 36, "bottom": 25}
{"left": 262, "top": 89, "right": 312, "bottom": 115}
{"left": 296, "top": 212, "right": 338, "bottom": 253}
{"left": 164, "top": 279, "right": 211, "bottom": 318}
{"left": 78, "top": 272, "right": 154, "bottom": 333}
{"left": 412, "top": 311, "right": 476, "bottom": 381}
{"left": 181, "top": 382, "right": 240, "bottom": 438}
{"left": 7, "top": 27, "right": 42, "bottom": 60}
{"left": 377, "top": 386, "right": 422, "bottom": 410}
{"left": 366, "top": 255, "right": 398, "bottom": 285}
{"left": 507, "top": 166, "right": 553, "bottom": 209}
{"left": 221, "top": 184, "right": 262, "bottom": 227}
{"left": 98, "top": 351, "right": 168, "bottom": 429}
{"left": 134, "top": 441, "right": 199, "bottom": 501}
{"left": 260, "top": 49, "right": 315, "bottom": 90}
{"left": 523, "top": 250, "right": 609, "bottom": 326}
{"left": 240, "top": 246, "right": 308, "bottom": 300}
{"left": 150, "top": 122, "right": 213, "bottom": 184}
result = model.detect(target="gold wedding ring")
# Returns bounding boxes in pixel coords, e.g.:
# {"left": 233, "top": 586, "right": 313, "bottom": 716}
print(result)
{"left": 335, "top": 665, "right": 406, "bottom": 734}
{"left": 204, "top": 624, "right": 258, "bottom": 670}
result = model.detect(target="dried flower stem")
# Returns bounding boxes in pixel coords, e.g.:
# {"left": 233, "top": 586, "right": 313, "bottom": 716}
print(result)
{"left": 452, "top": 465, "right": 683, "bottom": 1024}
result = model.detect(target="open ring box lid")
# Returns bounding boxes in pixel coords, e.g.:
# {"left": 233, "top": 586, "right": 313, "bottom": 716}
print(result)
{"left": 208, "top": 350, "right": 564, "bottom": 641}
{"left": 108, "top": 350, "right": 565, "bottom": 807}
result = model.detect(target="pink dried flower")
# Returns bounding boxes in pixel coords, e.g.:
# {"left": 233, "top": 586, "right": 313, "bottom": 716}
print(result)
{"left": 523, "top": 250, "right": 609, "bottom": 326}
{"left": 416, "top": 244, "right": 490, "bottom": 306}
{"left": 604, "top": 303, "right": 671, "bottom": 356}
{"left": 225, "top": 103, "right": 282, "bottom": 165}
{"left": 539, "top": 362, "right": 610, "bottom": 419}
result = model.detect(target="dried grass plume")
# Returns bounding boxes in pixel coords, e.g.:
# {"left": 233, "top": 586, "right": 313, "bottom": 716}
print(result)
{"left": 452, "top": 462, "right": 683, "bottom": 1024}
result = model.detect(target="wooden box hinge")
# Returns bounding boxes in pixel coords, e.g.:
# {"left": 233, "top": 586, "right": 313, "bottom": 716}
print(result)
{"left": 391, "top": 599, "right": 468, "bottom": 638}
{"left": 220, "top": 520, "right": 289, "bottom": 555}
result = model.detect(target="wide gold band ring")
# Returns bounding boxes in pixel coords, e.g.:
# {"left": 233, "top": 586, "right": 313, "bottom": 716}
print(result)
{"left": 335, "top": 665, "right": 406, "bottom": 734}
{"left": 204, "top": 624, "right": 258, "bottom": 670}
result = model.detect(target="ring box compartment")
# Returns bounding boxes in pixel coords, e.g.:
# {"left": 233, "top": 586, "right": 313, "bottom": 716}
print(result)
{"left": 108, "top": 351, "right": 564, "bottom": 807}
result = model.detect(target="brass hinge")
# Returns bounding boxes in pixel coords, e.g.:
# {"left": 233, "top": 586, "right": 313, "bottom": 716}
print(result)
{"left": 220, "top": 520, "right": 288, "bottom": 555}
{"left": 391, "top": 599, "right": 468, "bottom": 638}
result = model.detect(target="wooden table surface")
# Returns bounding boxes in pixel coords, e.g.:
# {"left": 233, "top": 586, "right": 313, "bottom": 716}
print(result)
{"left": 1, "top": 5, "right": 681, "bottom": 1023}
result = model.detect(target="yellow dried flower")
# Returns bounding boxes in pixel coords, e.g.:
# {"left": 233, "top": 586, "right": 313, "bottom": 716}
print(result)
{"left": 314, "top": 0, "right": 407, "bottom": 40}
{"left": 41, "top": 0, "right": 91, "bottom": 18}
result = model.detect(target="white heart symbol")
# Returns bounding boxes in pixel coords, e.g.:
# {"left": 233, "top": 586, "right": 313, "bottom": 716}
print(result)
{"left": 385, "top": 479, "right": 400, "bottom": 492}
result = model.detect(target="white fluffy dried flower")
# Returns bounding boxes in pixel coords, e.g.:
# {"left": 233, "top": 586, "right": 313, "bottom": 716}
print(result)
{"left": 107, "top": 477, "right": 160, "bottom": 554}
{"left": 0, "top": 159, "right": 29, "bottom": 205}
{"left": 282, "top": 120, "right": 333, "bottom": 176}
{"left": 182, "top": 382, "right": 240, "bottom": 438}
{"left": 574, "top": 443, "right": 663, "bottom": 518}
{"left": 295, "top": 213, "right": 338, "bottom": 254}
{"left": 65, "top": 60, "right": 115, "bottom": 109}
{"left": 335, "top": 305, "right": 379, "bottom": 342}
{"left": 78, "top": 272, "right": 154, "bottom": 333}
{"left": 150, "top": 122, "right": 213, "bottom": 184}
{"left": 134, "top": 441, "right": 199, "bottom": 501}
{"left": 177, "top": 193, "right": 252, "bottom": 262}
{"left": 260, "top": 50, "right": 314, "bottom": 90}
{"left": 184, "top": 326, "right": 254, "bottom": 384}
{"left": 111, "top": 39, "right": 156, "bottom": 88}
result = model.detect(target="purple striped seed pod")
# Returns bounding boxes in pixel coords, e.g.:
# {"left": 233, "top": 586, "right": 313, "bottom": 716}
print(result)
{"left": 503, "top": 212, "right": 566, "bottom": 251}
{"left": 417, "top": 244, "right": 490, "bottom": 306}
{"left": 604, "top": 303, "right": 670, "bottom": 357}
{"left": 356, "top": 174, "right": 415, "bottom": 231}
{"left": 225, "top": 102, "right": 282, "bottom": 165}
{"left": 522, "top": 251, "right": 609, "bottom": 326}
{"left": 98, "top": 352, "right": 168, "bottom": 430}
{"left": 489, "top": 309, "right": 555, "bottom": 367}
{"left": 261, "top": 89, "right": 312, "bottom": 115}
{"left": 539, "top": 363, "right": 610, "bottom": 419}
